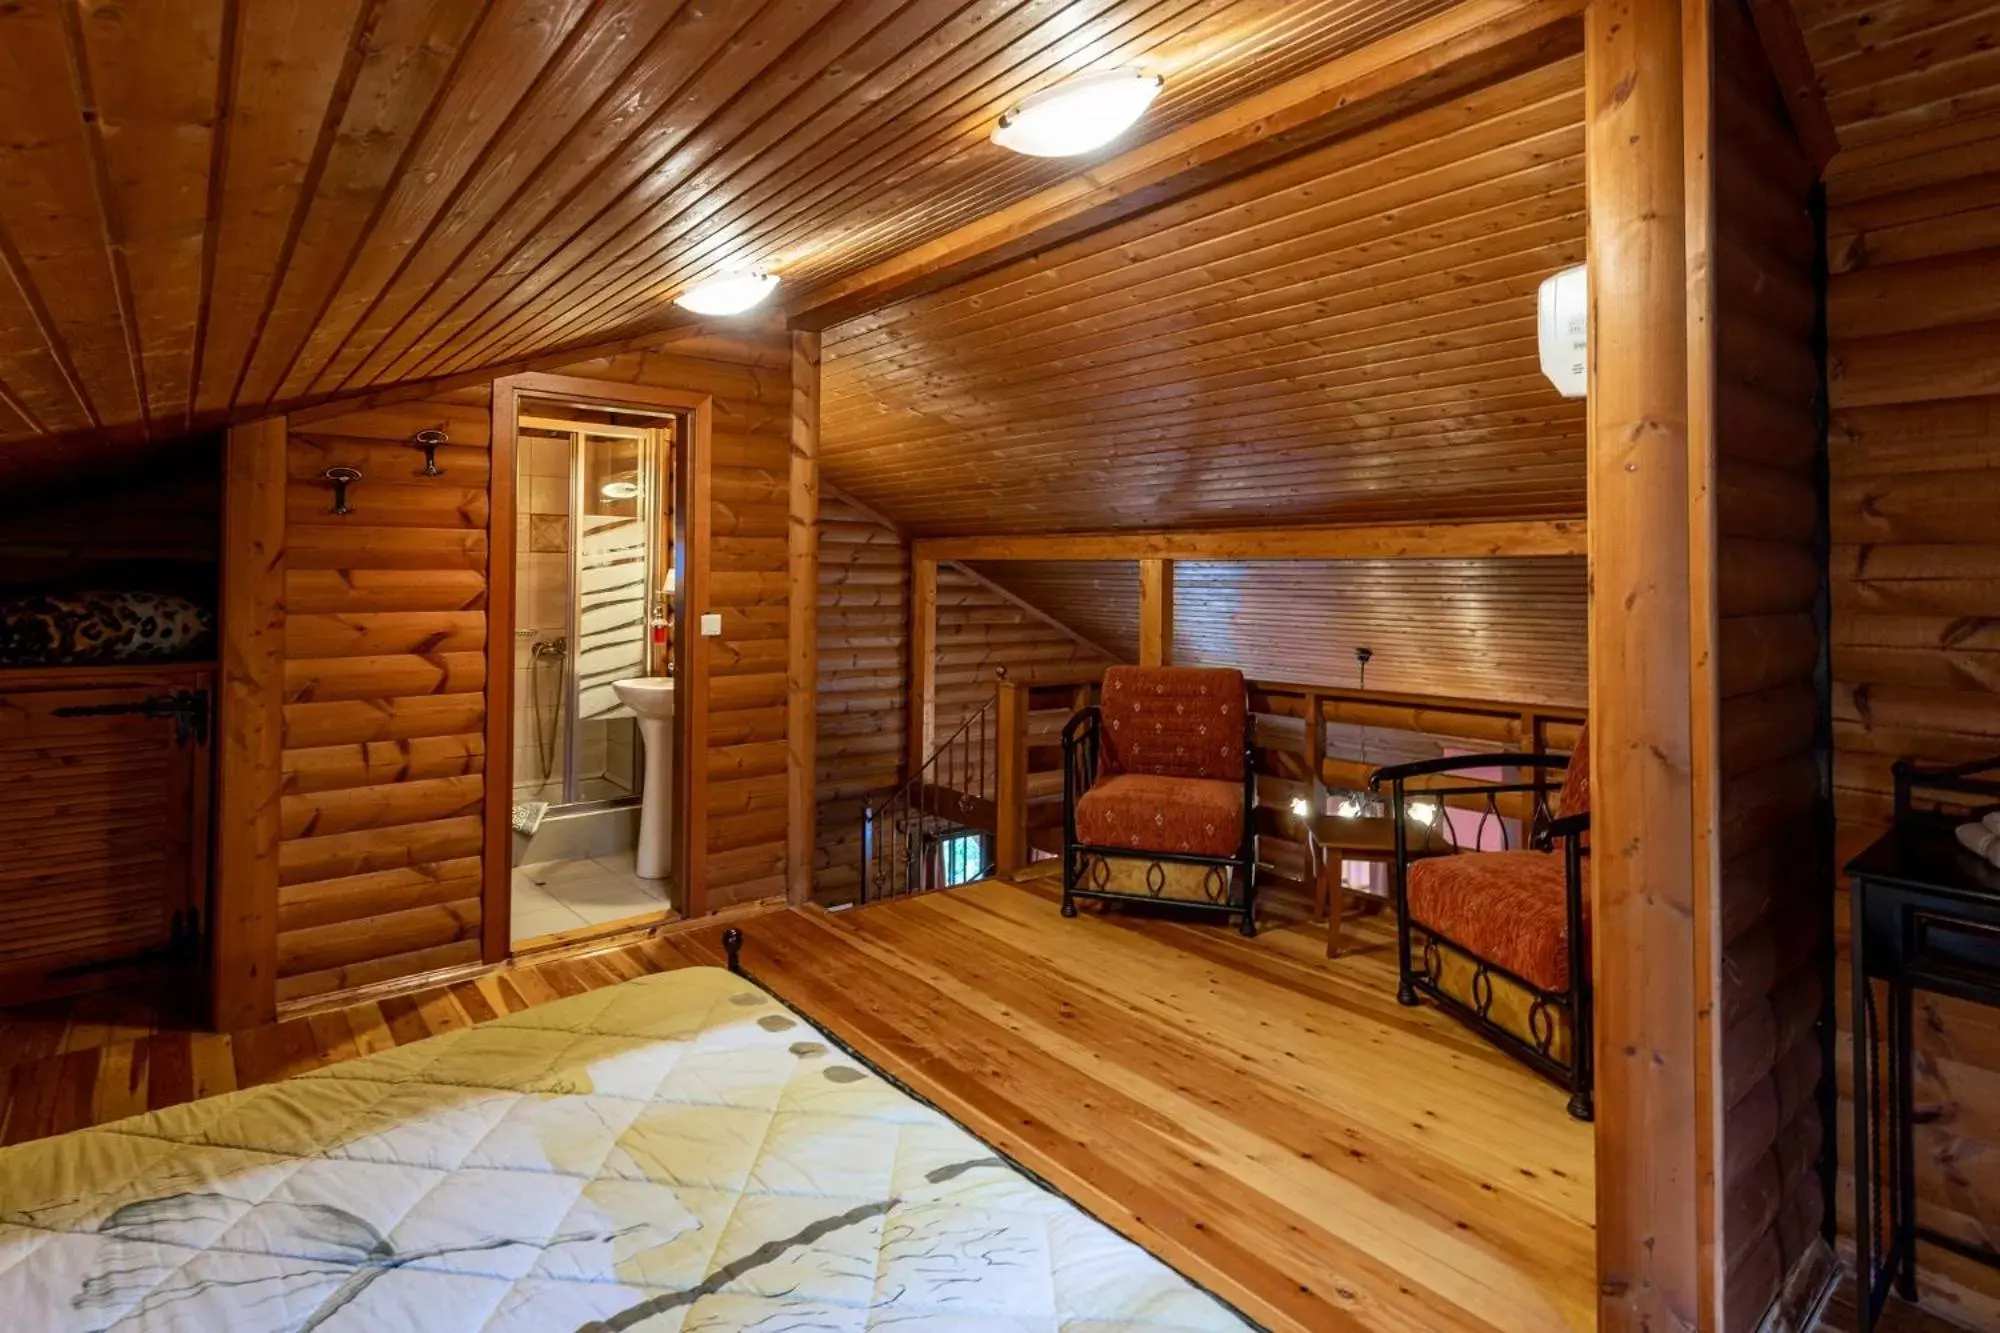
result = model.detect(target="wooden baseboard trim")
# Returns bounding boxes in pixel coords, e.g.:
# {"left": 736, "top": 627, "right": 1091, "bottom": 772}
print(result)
{"left": 273, "top": 899, "right": 787, "bottom": 1023}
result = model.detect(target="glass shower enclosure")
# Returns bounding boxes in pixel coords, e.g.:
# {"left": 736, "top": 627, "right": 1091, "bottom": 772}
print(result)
{"left": 512, "top": 410, "right": 671, "bottom": 856}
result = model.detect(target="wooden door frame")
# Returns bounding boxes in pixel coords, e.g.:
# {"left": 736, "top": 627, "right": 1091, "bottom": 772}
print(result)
{"left": 487, "top": 373, "right": 715, "bottom": 960}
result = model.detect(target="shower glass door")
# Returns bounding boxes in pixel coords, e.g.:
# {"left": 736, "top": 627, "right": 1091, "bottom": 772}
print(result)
{"left": 514, "top": 416, "right": 660, "bottom": 809}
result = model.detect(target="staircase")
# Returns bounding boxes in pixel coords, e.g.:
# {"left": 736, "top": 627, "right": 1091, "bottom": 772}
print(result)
{"left": 860, "top": 696, "right": 998, "bottom": 902}
{"left": 856, "top": 667, "right": 1105, "bottom": 903}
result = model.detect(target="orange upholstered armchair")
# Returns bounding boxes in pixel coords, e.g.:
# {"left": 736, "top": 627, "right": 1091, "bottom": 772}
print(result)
{"left": 1371, "top": 728, "right": 1593, "bottom": 1119}
{"left": 1061, "top": 666, "right": 1258, "bottom": 935}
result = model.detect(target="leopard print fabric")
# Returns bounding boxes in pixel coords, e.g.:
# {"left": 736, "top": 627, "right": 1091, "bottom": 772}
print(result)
{"left": 0, "top": 591, "right": 212, "bottom": 666}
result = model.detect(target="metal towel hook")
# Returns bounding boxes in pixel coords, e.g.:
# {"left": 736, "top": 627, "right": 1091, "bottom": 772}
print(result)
{"left": 413, "top": 428, "right": 447, "bottom": 476}
{"left": 323, "top": 466, "right": 361, "bottom": 515}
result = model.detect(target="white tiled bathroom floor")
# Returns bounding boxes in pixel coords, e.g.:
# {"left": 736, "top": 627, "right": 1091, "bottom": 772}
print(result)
{"left": 511, "top": 850, "right": 672, "bottom": 942}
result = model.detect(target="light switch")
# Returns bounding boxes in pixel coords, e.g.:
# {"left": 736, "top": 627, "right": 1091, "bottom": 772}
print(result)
{"left": 700, "top": 612, "right": 723, "bottom": 636}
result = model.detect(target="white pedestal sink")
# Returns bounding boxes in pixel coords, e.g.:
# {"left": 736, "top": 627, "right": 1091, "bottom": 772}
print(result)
{"left": 612, "top": 677, "right": 675, "bottom": 881}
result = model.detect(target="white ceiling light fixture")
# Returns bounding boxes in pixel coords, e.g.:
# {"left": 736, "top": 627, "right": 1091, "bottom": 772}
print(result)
{"left": 992, "top": 69, "right": 1163, "bottom": 157}
{"left": 675, "top": 272, "right": 779, "bottom": 316}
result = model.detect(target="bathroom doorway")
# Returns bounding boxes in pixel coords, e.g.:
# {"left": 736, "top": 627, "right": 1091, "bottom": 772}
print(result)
{"left": 488, "top": 376, "right": 707, "bottom": 953}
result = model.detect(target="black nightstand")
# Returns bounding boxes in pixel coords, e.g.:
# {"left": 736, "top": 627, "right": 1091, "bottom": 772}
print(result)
{"left": 1846, "top": 763, "right": 2000, "bottom": 1330}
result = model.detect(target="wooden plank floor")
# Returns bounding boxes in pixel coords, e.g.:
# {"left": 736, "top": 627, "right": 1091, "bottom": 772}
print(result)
{"left": 728, "top": 880, "right": 1599, "bottom": 1333}
{"left": 0, "top": 925, "right": 728, "bottom": 1146}
{"left": 2, "top": 880, "right": 1945, "bottom": 1333}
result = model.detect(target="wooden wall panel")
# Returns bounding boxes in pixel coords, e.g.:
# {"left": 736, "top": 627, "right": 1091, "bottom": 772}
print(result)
{"left": 975, "top": 558, "right": 1588, "bottom": 707}
{"left": 933, "top": 564, "right": 1111, "bottom": 776}
{"left": 0, "top": 447, "right": 220, "bottom": 599}
{"left": 966, "top": 562, "right": 1142, "bottom": 663}
{"left": 816, "top": 494, "right": 909, "bottom": 905}
{"left": 820, "top": 50, "right": 1589, "bottom": 536}
{"left": 1702, "top": 6, "right": 1833, "bottom": 1328}
{"left": 551, "top": 332, "right": 795, "bottom": 911}
{"left": 1801, "top": 1, "right": 2000, "bottom": 1324}
{"left": 271, "top": 389, "right": 493, "bottom": 1004}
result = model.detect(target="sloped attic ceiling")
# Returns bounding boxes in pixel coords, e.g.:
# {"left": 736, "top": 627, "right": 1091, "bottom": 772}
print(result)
{"left": 819, "top": 48, "right": 1588, "bottom": 536}
{"left": 0, "top": 0, "right": 1465, "bottom": 477}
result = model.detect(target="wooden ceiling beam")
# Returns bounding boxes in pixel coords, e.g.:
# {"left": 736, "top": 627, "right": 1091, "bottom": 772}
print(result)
{"left": 1745, "top": 0, "right": 1839, "bottom": 174}
{"left": 787, "top": 0, "right": 1587, "bottom": 333}
{"left": 914, "top": 518, "right": 1585, "bottom": 563}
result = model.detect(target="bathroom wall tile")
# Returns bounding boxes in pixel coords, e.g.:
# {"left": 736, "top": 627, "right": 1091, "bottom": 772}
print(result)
{"left": 528, "top": 436, "right": 569, "bottom": 479}
{"left": 528, "top": 475, "right": 567, "bottom": 515}
{"left": 529, "top": 513, "right": 569, "bottom": 553}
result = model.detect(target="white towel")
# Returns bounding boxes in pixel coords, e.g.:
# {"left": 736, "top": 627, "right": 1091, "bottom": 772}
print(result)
{"left": 1955, "top": 820, "right": 2000, "bottom": 869}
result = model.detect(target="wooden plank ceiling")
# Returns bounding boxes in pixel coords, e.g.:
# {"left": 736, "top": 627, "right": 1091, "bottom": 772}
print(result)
{"left": 0, "top": 0, "right": 1467, "bottom": 473}
{"left": 819, "top": 45, "right": 1588, "bottom": 535}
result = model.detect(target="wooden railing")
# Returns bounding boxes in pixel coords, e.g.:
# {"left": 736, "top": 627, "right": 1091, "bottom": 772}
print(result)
{"left": 990, "top": 665, "right": 1586, "bottom": 890}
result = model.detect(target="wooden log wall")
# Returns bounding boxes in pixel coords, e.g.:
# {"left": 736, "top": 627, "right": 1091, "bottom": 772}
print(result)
{"left": 933, "top": 563, "right": 1111, "bottom": 781}
{"left": 273, "top": 389, "right": 494, "bottom": 1006}
{"left": 816, "top": 493, "right": 908, "bottom": 905}
{"left": 1814, "top": 0, "right": 2000, "bottom": 1321}
{"left": 554, "top": 331, "right": 796, "bottom": 911}
{"left": 1702, "top": 5, "right": 1834, "bottom": 1327}
{"left": 0, "top": 448, "right": 220, "bottom": 601}
{"left": 213, "top": 323, "right": 811, "bottom": 1014}
{"left": 814, "top": 501, "right": 1112, "bottom": 903}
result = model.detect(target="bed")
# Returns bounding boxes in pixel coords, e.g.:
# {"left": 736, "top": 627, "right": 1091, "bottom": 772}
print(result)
{"left": 0, "top": 963, "right": 1253, "bottom": 1331}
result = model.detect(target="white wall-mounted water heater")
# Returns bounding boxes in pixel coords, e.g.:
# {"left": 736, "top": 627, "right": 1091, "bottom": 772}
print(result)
{"left": 1537, "top": 264, "right": 1588, "bottom": 399}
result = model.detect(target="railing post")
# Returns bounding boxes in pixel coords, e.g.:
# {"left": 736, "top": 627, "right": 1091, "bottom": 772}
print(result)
{"left": 1306, "top": 691, "right": 1330, "bottom": 923}
{"left": 995, "top": 679, "right": 1029, "bottom": 877}
{"left": 860, "top": 803, "right": 874, "bottom": 903}
{"left": 1139, "top": 557, "right": 1174, "bottom": 665}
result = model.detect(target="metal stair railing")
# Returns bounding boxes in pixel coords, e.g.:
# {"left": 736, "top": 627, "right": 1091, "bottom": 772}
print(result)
{"left": 859, "top": 693, "right": 998, "bottom": 902}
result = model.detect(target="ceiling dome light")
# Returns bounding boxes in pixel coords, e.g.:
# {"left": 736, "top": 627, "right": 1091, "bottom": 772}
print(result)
{"left": 675, "top": 272, "right": 779, "bottom": 316}
{"left": 992, "top": 69, "right": 1163, "bottom": 157}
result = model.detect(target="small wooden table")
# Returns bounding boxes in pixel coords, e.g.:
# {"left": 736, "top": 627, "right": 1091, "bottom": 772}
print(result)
{"left": 1310, "top": 812, "right": 1450, "bottom": 957}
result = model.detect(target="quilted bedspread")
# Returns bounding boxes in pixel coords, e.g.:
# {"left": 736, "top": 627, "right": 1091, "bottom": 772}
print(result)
{"left": 0, "top": 967, "right": 1252, "bottom": 1331}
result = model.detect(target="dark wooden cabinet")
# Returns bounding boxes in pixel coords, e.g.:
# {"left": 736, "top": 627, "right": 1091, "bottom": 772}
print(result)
{"left": 0, "top": 663, "right": 213, "bottom": 1004}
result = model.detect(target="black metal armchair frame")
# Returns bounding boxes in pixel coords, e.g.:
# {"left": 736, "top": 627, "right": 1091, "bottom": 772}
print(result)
{"left": 1370, "top": 752, "right": 1594, "bottom": 1120}
{"left": 1059, "top": 704, "right": 1260, "bottom": 936}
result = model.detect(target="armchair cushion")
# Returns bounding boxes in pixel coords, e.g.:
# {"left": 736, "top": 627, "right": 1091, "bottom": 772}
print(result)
{"left": 1075, "top": 774, "right": 1245, "bottom": 858}
{"left": 1098, "top": 666, "right": 1246, "bottom": 782}
{"left": 1407, "top": 850, "right": 1585, "bottom": 992}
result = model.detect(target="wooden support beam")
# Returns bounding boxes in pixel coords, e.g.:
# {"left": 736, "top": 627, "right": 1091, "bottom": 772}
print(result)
{"left": 914, "top": 518, "right": 1585, "bottom": 564}
{"left": 908, "top": 554, "right": 938, "bottom": 780}
{"left": 1744, "top": 0, "right": 1839, "bottom": 175}
{"left": 1586, "top": 0, "right": 1703, "bottom": 1325}
{"left": 994, "top": 680, "right": 1029, "bottom": 878}
{"left": 789, "top": 0, "right": 1587, "bottom": 331}
{"left": 786, "top": 331, "right": 820, "bottom": 907}
{"left": 214, "top": 416, "right": 286, "bottom": 1029}
{"left": 1138, "top": 558, "right": 1174, "bottom": 666}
